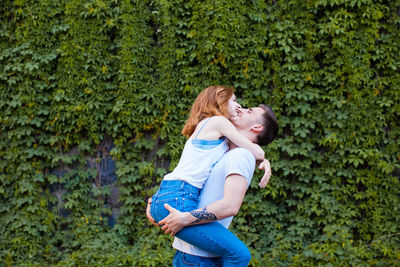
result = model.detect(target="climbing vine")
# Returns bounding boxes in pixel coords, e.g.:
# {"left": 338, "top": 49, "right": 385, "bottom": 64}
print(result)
{"left": 1, "top": 0, "right": 399, "bottom": 265}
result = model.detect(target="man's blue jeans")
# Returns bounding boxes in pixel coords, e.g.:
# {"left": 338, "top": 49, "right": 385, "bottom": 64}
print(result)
{"left": 173, "top": 250, "right": 223, "bottom": 267}
{"left": 151, "top": 180, "right": 251, "bottom": 266}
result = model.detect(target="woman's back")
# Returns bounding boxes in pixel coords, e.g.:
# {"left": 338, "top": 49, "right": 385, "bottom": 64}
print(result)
{"left": 164, "top": 117, "right": 229, "bottom": 189}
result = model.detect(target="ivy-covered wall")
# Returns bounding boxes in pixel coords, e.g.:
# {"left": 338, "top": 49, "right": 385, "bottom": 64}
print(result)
{"left": 1, "top": 0, "right": 399, "bottom": 266}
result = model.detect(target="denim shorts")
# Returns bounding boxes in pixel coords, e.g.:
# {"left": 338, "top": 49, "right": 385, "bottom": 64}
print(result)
{"left": 150, "top": 180, "right": 200, "bottom": 223}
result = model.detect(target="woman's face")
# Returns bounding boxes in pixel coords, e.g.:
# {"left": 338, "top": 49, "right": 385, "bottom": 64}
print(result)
{"left": 227, "top": 94, "right": 242, "bottom": 117}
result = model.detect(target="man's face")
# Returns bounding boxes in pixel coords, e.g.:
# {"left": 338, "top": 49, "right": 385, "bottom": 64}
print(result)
{"left": 230, "top": 107, "right": 264, "bottom": 130}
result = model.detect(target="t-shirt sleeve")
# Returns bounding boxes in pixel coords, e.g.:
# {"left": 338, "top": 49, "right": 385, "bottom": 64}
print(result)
{"left": 223, "top": 148, "right": 256, "bottom": 188}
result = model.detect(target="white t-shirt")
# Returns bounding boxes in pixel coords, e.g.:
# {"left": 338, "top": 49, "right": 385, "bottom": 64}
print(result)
{"left": 172, "top": 147, "right": 256, "bottom": 257}
{"left": 163, "top": 135, "right": 229, "bottom": 189}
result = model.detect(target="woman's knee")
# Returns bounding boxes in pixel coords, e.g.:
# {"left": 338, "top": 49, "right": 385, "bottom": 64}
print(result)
{"left": 240, "top": 247, "right": 251, "bottom": 265}
{"left": 227, "top": 245, "right": 251, "bottom": 266}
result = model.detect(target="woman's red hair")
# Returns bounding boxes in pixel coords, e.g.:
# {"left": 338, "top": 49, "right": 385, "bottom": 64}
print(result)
{"left": 182, "top": 86, "right": 234, "bottom": 137}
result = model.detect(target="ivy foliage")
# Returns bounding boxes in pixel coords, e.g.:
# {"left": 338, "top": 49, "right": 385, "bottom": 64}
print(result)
{"left": 1, "top": 0, "right": 399, "bottom": 266}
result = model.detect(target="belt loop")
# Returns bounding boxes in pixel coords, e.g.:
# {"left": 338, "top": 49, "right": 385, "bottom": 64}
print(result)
{"left": 180, "top": 180, "right": 185, "bottom": 190}
{"left": 152, "top": 189, "right": 159, "bottom": 200}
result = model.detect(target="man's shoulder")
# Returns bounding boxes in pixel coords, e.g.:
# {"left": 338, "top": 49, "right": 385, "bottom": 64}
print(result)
{"left": 221, "top": 147, "right": 256, "bottom": 189}
{"left": 211, "top": 147, "right": 256, "bottom": 183}
{"left": 221, "top": 148, "right": 256, "bottom": 173}
{"left": 224, "top": 147, "right": 255, "bottom": 162}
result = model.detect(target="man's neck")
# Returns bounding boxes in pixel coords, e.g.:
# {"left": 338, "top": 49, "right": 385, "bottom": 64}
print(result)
{"left": 228, "top": 142, "right": 239, "bottom": 151}
{"left": 228, "top": 132, "right": 256, "bottom": 151}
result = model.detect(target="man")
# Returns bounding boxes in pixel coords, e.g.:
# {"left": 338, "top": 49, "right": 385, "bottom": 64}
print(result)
{"left": 147, "top": 105, "right": 279, "bottom": 266}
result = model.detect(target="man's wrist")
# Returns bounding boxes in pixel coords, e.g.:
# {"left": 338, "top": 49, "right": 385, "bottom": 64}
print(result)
{"left": 187, "top": 207, "right": 217, "bottom": 224}
{"left": 183, "top": 211, "right": 198, "bottom": 226}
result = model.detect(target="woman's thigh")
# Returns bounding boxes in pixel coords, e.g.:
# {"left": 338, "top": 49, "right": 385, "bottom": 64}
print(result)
{"left": 175, "top": 222, "right": 250, "bottom": 263}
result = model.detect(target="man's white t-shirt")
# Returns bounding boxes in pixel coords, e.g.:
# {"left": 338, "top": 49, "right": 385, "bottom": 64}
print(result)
{"left": 172, "top": 147, "right": 256, "bottom": 257}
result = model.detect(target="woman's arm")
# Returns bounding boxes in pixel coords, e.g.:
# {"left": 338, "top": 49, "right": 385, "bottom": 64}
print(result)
{"left": 195, "top": 116, "right": 271, "bottom": 184}
{"left": 214, "top": 117, "right": 273, "bottom": 185}
{"left": 211, "top": 116, "right": 265, "bottom": 160}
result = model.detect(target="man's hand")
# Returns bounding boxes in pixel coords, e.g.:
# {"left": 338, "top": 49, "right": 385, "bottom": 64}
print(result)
{"left": 146, "top": 198, "right": 159, "bottom": 227}
{"left": 158, "top": 204, "right": 195, "bottom": 236}
{"left": 258, "top": 158, "right": 272, "bottom": 188}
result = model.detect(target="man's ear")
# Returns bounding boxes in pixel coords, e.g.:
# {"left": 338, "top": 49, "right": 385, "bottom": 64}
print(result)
{"left": 251, "top": 124, "right": 263, "bottom": 134}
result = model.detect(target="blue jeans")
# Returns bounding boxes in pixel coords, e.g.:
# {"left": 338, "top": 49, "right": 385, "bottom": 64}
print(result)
{"left": 151, "top": 180, "right": 251, "bottom": 266}
{"left": 173, "top": 250, "right": 223, "bottom": 267}
{"left": 174, "top": 222, "right": 251, "bottom": 266}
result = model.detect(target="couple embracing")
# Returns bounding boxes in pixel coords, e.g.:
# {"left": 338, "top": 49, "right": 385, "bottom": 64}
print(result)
{"left": 146, "top": 86, "right": 279, "bottom": 266}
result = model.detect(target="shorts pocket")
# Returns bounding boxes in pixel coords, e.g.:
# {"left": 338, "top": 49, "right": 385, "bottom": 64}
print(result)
{"left": 182, "top": 193, "right": 199, "bottom": 211}
{"left": 151, "top": 196, "right": 180, "bottom": 223}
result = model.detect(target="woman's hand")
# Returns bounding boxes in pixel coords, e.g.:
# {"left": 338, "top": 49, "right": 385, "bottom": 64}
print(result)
{"left": 258, "top": 159, "right": 272, "bottom": 188}
{"left": 146, "top": 198, "right": 159, "bottom": 227}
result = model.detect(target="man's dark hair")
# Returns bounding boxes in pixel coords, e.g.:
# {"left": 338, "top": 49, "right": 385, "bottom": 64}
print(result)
{"left": 256, "top": 104, "right": 279, "bottom": 146}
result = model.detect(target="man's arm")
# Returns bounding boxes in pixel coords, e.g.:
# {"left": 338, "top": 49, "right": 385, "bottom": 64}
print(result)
{"left": 159, "top": 174, "right": 248, "bottom": 235}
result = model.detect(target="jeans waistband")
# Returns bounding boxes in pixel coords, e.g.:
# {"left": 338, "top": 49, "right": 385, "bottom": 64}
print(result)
{"left": 159, "top": 180, "right": 200, "bottom": 195}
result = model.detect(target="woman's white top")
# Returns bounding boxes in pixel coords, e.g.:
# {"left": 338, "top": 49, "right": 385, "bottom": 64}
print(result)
{"left": 163, "top": 118, "right": 229, "bottom": 189}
